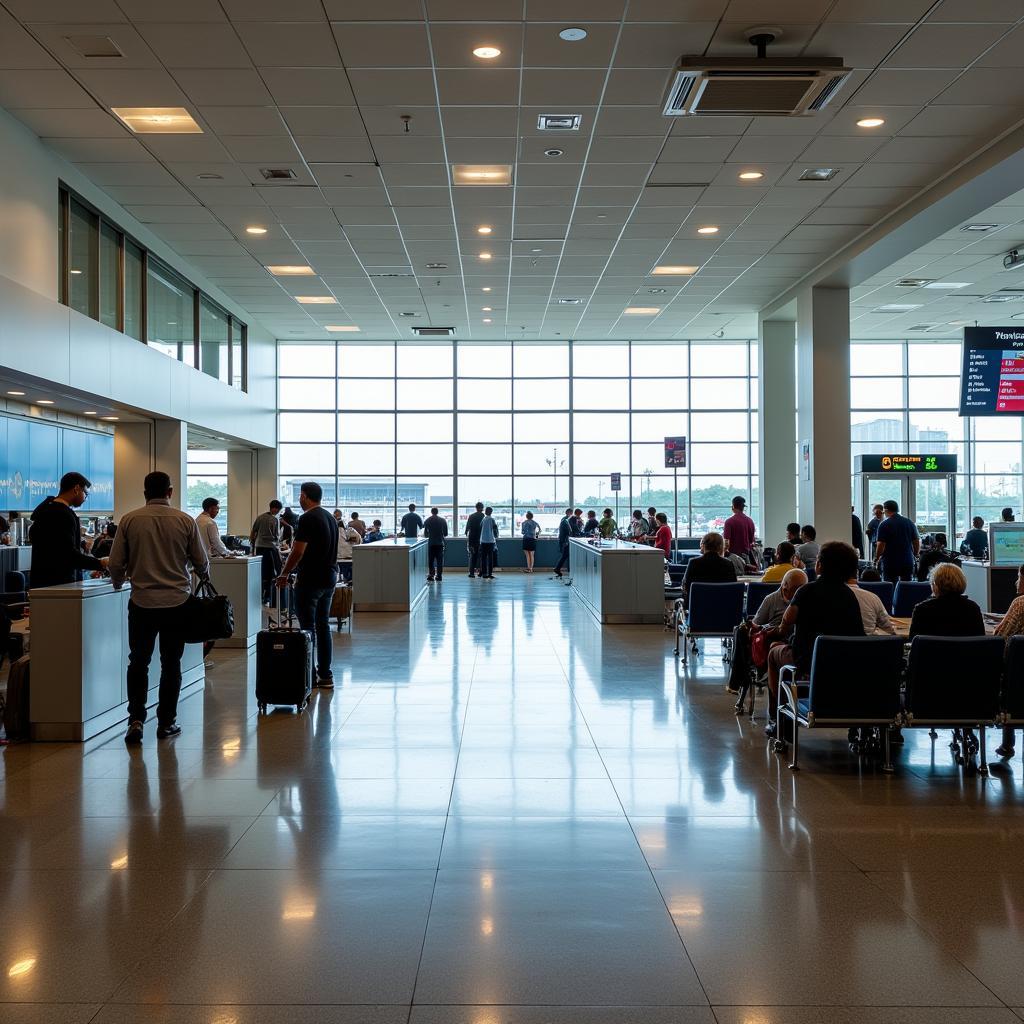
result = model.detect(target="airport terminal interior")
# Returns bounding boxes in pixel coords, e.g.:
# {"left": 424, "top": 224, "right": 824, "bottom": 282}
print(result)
{"left": 6, "top": 1, "right": 1024, "bottom": 1021}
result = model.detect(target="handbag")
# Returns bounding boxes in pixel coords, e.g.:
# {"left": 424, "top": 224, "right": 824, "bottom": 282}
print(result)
{"left": 750, "top": 627, "right": 771, "bottom": 669}
{"left": 182, "top": 578, "right": 235, "bottom": 643}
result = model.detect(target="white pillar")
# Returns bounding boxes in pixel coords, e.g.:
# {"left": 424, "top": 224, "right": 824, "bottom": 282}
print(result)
{"left": 227, "top": 448, "right": 278, "bottom": 538}
{"left": 796, "top": 286, "right": 852, "bottom": 544}
{"left": 758, "top": 318, "right": 797, "bottom": 547}
{"left": 113, "top": 419, "right": 188, "bottom": 520}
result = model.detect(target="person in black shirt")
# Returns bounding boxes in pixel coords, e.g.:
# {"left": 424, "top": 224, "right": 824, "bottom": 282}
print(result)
{"left": 766, "top": 541, "right": 864, "bottom": 735}
{"left": 400, "top": 503, "right": 423, "bottom": 539}
{"left": 423, "top": 507, "right": 449, "bottom": 582}
{"left": 465, "top": 501, "right": 485, "bottom": 578}
{"left": 909, "top": 563, "right": 984, "bottom": 638}
{"left": 960, "top": 516, "right": 988, "bottom": 560}
{"left": 681, "top": 531, "right": 737, "bottom": 606}
{"left": 554, "top": 508, "right": 573, "bottom": 578}
{"left": 582, "top": 510, "right": 600, "bottom": 535}
{"left": 916, "top": 532, "right": 955, "bottom": 582}
{"left": 29, "top": 472, "right": 107, "bottom": 588}
{"left": 851, "top": 505, "right": 864, "bottom": 558}
{"left": 91, "top": 522, "right": 117, "bottom": 559}
{"left": 277, "top": 481, "right": 339, "bottom": 687}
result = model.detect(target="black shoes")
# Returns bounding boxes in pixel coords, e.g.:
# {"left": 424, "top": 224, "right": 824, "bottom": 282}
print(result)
{"left": 124, "top": 720, "right": 143, "bottom": 745}
{"left": 156, "top": 723, "right": 182, "bottom": 740}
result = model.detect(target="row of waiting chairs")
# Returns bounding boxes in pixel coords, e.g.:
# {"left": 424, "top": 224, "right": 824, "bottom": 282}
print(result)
{"left": 776, "top": 634, "right": 1022, "bottom": 773}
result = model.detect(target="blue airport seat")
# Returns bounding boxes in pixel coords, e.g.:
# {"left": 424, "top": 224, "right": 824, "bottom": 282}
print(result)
{"left": 857, "top": 581, "right": 894, "bottom": 612}
{"left": 677, "top": 582, "right": 745, "bottom": 663}
{"left": 745, "top": 581, "right": 780, "bottom": 618}
{"left": 892, "top": 580, "right": 931, "bottom": 617}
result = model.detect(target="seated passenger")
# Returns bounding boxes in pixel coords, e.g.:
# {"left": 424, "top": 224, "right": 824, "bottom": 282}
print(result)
{"left": 762, "top": 541, "right": 800, "bottom": 583}
{"left": 909, "top": 563, "right": 984, "bottom": 639}
{"left": 847, "top": 569, "right": 895, "bottom": 635}
{"left": 795, "top": 524, "right": 819, "bottom": 567}
{"left": 681, "top": 530, "right": 736, "bottom": 604}
{"left": 753, "top": 567, "right": 807, "bottom": 632}
{"left": 363, "top": 519, "right": 385, "bottom": 543}
{"left": 785, "top": 522, "right": 802, "bottom": 545}
{"left": 858, "top": 566, "right": 881, "bottom": 582}
{"left": 960, "top": 516, "right": 988, "bottom": 560}
{"left": 994, "top": 563, "right": 1024, "bottom": 759}
{"left": 916, "top": 532, "right": 955, "bottom": 581}
{"left": 765, "top": 541, "right": 864, "bottom": 736}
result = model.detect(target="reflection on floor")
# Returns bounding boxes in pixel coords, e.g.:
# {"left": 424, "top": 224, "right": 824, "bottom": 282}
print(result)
{"left": 2, "top": 574, "right": 1024, "bottom": 1023}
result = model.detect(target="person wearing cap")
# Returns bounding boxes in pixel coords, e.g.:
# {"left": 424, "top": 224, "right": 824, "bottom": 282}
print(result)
{"left": 723, "top": 495, "right": 756, "bottom": 563}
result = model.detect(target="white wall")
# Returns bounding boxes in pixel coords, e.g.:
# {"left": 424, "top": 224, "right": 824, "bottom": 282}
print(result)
{"left": 0, "top": 107, "right": 276, "bottom": 449}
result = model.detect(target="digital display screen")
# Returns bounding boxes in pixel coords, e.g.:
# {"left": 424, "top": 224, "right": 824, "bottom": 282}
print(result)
{"left": 854, "top": 454, "right": 957, "bottom": 474}
{"left": 960, "top": 326, "right": 1024, "bottom": 415}
{"left": 989, "top": 525, "right": 1024, "bottom": 567}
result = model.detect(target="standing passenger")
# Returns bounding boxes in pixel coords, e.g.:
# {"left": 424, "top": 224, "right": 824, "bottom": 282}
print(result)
{"left": 349, "top": 512, "right": 366, "bottom": 539}
{"left": 479, "top": 506, "right": 499, "bottom": 580}
{"left": 109, "top": 471, "right": 210, "bottom": 745}
{"left": 723, "top": 496, "right": 756, "bottom": 562}
{"left": 465, "top": 501, "right": 485, "bottom": 578}
{"left": 521, "top": 511, "right": 541, "bottom": 572}
{"left": 400, "top": 503, "right": 423, "bottom": 538}
{"left": 554, "top": 508, "right": 572, "bottom": 579}
{"left": 250, "top": 499, "right": 283, "bottom": 605}
{"left": 598, "top": 508, "right": 617, "bottom": 539}
{"left": 874, "top": 500, "right": 920, "bottom": 584}
{"left": 423, "top": 507, "right": 449, "bottom": 582}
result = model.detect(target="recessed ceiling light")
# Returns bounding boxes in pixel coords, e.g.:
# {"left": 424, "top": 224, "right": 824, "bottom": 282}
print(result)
{"left": 452, "top": 164, "right": 512, "bottom": 186}
{"left": 544, "top": 148, "right": 563, "bottom": 157}
{"left": 624, "top": 306, "right": 661, "bottom": 315}
{"left": 111, "top": 107, "right": 202, "bottom": 134}
{"left": 196, "top": 172, "right": 222, "bottom": 180}
{"left": 473, "top": 45, "right": 501, "bottom": 59}
{"left": 652, "top": 265, "right": 698, "bottom": 276}
{"left": 856, "top": 117, "right": 885, "bottom": 128}
{"left": 799, "top": 167, "right": 839, "bottom": 181}
{"left": 7, "top": 956, "right": 36, "bottom": 979}
{"left": 69, "top": 269, "right": 82, "bottom": 275}
{"left": 531, "top": 247, "right": 543, "bottom": 253}
{"left": 557, "top": 298, "right": 581, "bottom": 304}
{"left": 101, "top": 415, "right": 119, "bottom": 421}
{"left": 696, "top": 226, "right": 719, "bottom": 234}
{"left": 482, "top": 306, "right": 493, "bottom": 311}
{"left": 324, "top": 325, "right": 360, "bottom": 332}
{"left": 295, "top": 296, "right": 337, "bottom": 304}
{"left": 923, "top": 281, "right": 971, "bottom": 289}
{"left": 739, "top": 170, "right": 764, "bottom": 181}
{"left": 246, "top": 226, "right": 268, "bottom": 235}
{"left": 398, "top": 312, "right": 418, "bottom": 317}
{"left": 897, "top": 278, "right": 934, "bottom": 288}
{"left": 559, "top": 27, "right": 588, "bottom": 41}
{"left": 479, "top": 252, "right": 492, "bottom": 260}
{"left": 267, "top": 265, "right": 314, "bottom": 276}
{"left": 874, "top": 303, "right": 922, "bottom": 312}
{"left": 482, "top": 286, "right": 492, "bottom": 292}
{"left": 6, "top": 390, "right": 25, "bottom": 396}
{"left": 648, "top": 288, "right": 667, "bottom": 294}
{"left": 961, "top": 223, "right": 999, "bottom": 232}
{"left": 83, "top": 410, "right": 97, "bottom": 415}
{"left": 477, "top": 225, "right": 492, "bottom": 234}
{"left": 482, "top": 318, "right": 493, "bottom": 323}
{"left": 36, "top": 399, "right": 54, "bottom": 405}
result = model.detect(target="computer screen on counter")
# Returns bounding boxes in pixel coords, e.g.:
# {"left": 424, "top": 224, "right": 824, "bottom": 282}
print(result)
{"left": 988, "top": 524, "right": 1024, "bottom": 567}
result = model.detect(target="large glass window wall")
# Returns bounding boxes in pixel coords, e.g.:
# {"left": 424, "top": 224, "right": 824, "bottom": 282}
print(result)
{"left": 278, "top": 339, "right": 759, "bottom": 539}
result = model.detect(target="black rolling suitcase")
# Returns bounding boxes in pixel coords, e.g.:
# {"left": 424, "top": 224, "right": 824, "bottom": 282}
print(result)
{"left": 256, "top": 583, "right": 313, "bottom": 714}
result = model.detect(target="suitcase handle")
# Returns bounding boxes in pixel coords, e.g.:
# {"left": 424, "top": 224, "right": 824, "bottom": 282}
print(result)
{"left": 270, "top": 574, "right": 298, "bottom": 630}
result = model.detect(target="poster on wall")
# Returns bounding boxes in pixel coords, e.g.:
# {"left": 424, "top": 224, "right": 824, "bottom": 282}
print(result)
{"left": 663, "top": 436, "right": 687, "bottom": 468}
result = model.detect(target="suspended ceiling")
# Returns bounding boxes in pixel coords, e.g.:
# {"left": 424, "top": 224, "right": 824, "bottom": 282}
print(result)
{"left": 2, "top": 0, "right": 1024, "bottom": 341}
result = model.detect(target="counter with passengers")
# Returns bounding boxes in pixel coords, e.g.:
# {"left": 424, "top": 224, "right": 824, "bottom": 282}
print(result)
{"left": 568, "top": 536, "right": 666, "bottom": 624}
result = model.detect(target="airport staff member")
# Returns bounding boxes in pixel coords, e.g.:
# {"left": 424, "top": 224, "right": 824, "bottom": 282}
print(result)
{"left": 196, "top": 497, "right": 231, "bottom": 558}
{"left": 29, "top": 471, "right": 107, "bottom": 588}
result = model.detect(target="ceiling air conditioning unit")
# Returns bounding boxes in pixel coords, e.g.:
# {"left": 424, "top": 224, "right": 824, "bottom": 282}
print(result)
{"left": 663, "top": 29, "right": 851, "bottom": 117}
{"left": 412, "top": 327, "right": 455, "bottom": 337}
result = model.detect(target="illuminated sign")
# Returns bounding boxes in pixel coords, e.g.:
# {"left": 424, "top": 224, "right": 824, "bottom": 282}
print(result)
{"left": 664, "top": 436, "right": 687, "bottom": 468}
{"left": 854, "top": 454, "right": 957, "bottom": 474}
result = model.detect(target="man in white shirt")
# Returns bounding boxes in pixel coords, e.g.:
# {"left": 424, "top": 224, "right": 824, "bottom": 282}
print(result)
{"left": 196, "top": 497, "right": 231, "bottom": 558}
{"left": 847, "top": 573, "right": 896, "bottom": 635}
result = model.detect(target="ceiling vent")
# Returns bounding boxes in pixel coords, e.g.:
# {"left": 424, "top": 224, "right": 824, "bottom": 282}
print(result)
{"left": 425, "top": 262, "right": 448, "bottom": 270}
{"left": 537, "top": 114, "right": 582, "bottom": 131}
{"left": 897, "top": 278, "right": 935, "bottom": 288}
{"left": 65, "top": 35, "right": 123, "bottom": 58}
{"left": 412, "top": 327, "right": 455, "bottom": 337}
{"left": 799, "top": 167, "right": 839, "bottom": 181}
{"left": 368, "top": 273, "right": 414, "bottom": 278}
{"left": 259, "top": 167, "right": 297, "bottom": 180}
{"left": 663, "top": 30, "right": 851, "bottom": 117}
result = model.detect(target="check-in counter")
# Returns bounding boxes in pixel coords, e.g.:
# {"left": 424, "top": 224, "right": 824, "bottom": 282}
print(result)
{"left": 28, "top": 579, "right": 205, "bottom": 741}
{"left": 352, "top": 537, "right": 430, "bottom": 612}
{"left": 569, "top": 537, "right": 665, "bottom": 624}
{"left": 962, "top": 560, "right": 1019, "bottom": 615}
{"left": 441, "top": 536, "right": 561, "bottom": 570}
{"left": 208, "top": 555, "right": 262, "bottom": 649}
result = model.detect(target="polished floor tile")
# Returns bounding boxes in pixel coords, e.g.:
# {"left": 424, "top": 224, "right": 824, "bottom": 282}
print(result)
{"left": 3, "top": 574, "right": 1023, "bottom": 1020}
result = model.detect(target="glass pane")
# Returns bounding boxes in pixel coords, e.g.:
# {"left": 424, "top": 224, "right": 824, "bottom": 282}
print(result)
{"left": 339, "top": 444, "right": 395, "bottom": 474}
{"left": 690, "top": 343, "right": 747, "bottom": 376}
{"left": 99, "top": 222, "right": 119, "bottom": 330}
{"left": 397, "top": 378, "right": 453, "bottom": 410}
{"left": 572, "top": 443, "right": 628, "bottom": 475}
{"left": 147, "top": 261, "right": 195, "bottom": 364}
{"left": 231, "top": 322, "right": 244, "bottom": 390}
{"left": 689, "top": 412, "right": 748, "bottom": 441}
{"left": 513, "top": 412, "right": 568, "bottom": 442}
{"left": 851, "top": 343, "right": 902, "bottom": 375}
{"left": 514, "top": 342, "right": 569, "bottom": 377}
{"left": 690, "top": 378, "right": 747, "bottom": 409}
{"left": 908, "top": 342, "right": 961, "bottom": 376}
{"left": 124, "top": 240, "right": 143, "bottom": 341}
{"left": 514, "top": 443, "right": 571, "bottom": 475}
{"left": 851, "top": 378, "right": 903, "bottom": 409}
{"left": 573, "top": 477, "right": 624, "bottom": 509}
{"left": 973, "top": 442, "right": 1022, "bottom": 474}
{"left": 339, "top": 343, "right": 394, "bottom": 377}
{"left": 689, "top": 443, "right": 749, "bottom": 475}
{"left": 397, "top": 412, "right": 452, "bottom": 442}
{"left": 457, "top": 378, "right": 511, "bottom": 410}
{"left": 458, "top": 412, "right": 512, "bottom": 443}
{"left": 909, "top": 410, "right": 965, "bottom": 443}
{"left": 338, "top": 411, "right": 394, "bottom": 443}
{"left": 460, "top": 444, "right": 512, "bottom": 474}
{"left": 279, "top": 378, "right": 336, "bottom": 409}
{"left": 278, "top": 443, "right": 335, "bottom": 475}
{"left": 279, "top": 476, "right": 335, "bottom": 510}
{"left": 396, "top": 343, "right": 452, "bottom": 377}
{"left": 338, "top": 379, "right": 394, "bottom": 411}
{"left": 513, "top": 475, "right": 563, "bottom": 504}
{"left": 512, "top": 378, "right": 569, "bottom": 410}
{"left": 908, "top": 377, "right": 959, "bottom": 409}
{"left": 458, "top": 343, "right": 511, "bottom": 377}
{"left": 337, "top": 478, "right": 403, "bottom": 531}
{"left": 851, "top": 412, "right": 906, "bottom": 443}
{"left": 279, "top": 412, "right": 335, "bottom": 440}
{"left": 573, "top": 378, "right": 628, "bottom": 409}
{"left": 631, "top": 411, "right": 688, "bottom": 442}
{"left": 632, "top": 378, "right": 687, "bottom": 410}
{"left": 632, "top": 340, "right": 687, "bottom": 376}
{"left": 68, "top": 198, "right": 97, "bottom": 319}
{"left": 573, "top": 343, "right": 628, "bottom": 376}
{"left": 458, "top": 477, "right": 513, "bottom": 506}
{"left": 199, "top": 298, "right": 229, "bottom": 383}
{"left": 575, "top": 411, "right": 629, "bottom": 438}
{"left": 396, "top": 443, "right": 453, "bottom": 474}
{"left": 280, "top": 343, "right": 335, "bottom": 376}
{"left": 973, "top": 417, "right": 1022, "bottom": 441}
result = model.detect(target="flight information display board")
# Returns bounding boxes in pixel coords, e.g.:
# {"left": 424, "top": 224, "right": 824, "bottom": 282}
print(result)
{"left": 960, "top": 326, "right": 1024, "bottom": 415}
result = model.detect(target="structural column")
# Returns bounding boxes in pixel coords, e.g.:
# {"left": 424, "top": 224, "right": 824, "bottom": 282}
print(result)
{"left": 114, "top": 419, "right": 187, "bottom": 520}
{"left": 227, "top": 448, "right": 278, "bottom": 538}
{"left": 758, "top": 318, "right": 797, "bottom": 547}
{"left": 795, "top": 285, "right": 852, "bottom": 545}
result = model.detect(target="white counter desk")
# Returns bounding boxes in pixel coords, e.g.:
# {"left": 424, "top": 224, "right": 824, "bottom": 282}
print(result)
{"left": 351, "top": 537, "right": 430, "bottom": 612}
{"left": 208, "top": 555, "right": 262, "bottom": 649}
{"left": 28, "top": 579, "right": 205, "bottom": 742}
{"left": 569, "top": 537, "right": 665, "bottom": 624}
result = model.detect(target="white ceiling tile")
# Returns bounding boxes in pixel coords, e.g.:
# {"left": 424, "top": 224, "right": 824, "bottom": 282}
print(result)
{"left": 348, "top": 70, "right": 437, "bottom": 107}
{"left": 45, "top": 137, "right": 148, "bottom": 163}
{"left": 8, "top": 107, "right": 127, "bottom": 137}
{"left": 884, "top": 24, "right": 1008, "bottom": 69}
{"left": 0, "top": 69, "right": 93, "bottom": 107}
{"left": 115, "top": 0, "right": 227, "bottom": 21}
{"left": 280, "top": 107, "right": 367, "bottom": 138}
{"left": 138, "top": 23, "right": 252, "bottom": 68}
{"left": 437, "top": 69, "right": 520, "bottom": 106}
{"left": 521, "top": 69, "right": 608, "bottom": 107}
{"left": 523, "top": 23, "right": 619, "bottom": 67}
{"left": 332, "top": 22, "right": 431, "bottom": 68}
{"left": 428, "top": 23, "right": 524, "bottom": 69}
{"left": 8, "top": 0, "right": 125, "bottom": 19}
{"left": 172, "top": 69, "right": 273, "bottom": 105}
{"left": 616, "top": 23, "right": 718, "bottom": 67}
{"left": 931, "top": 0, "right": 1023, "bottom": 23}
{"left": 238, "top": 23, "right": 341, "bottom": 67}
{"left": 805, "top": 23, "right": 914, "bottom": 69}
{"left": 798, "top": 137, "right": 886, "bottom": 163}
{"left": 295, "top": 137, "right": 375, "bottom": 163}
{"left": 75, "top": 161, "right": 180, "bottom": 187}
{"left": 899, "top": 105, "right": 1023, "bottom": 137}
